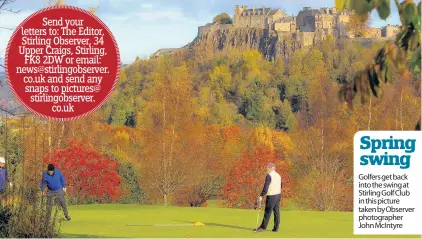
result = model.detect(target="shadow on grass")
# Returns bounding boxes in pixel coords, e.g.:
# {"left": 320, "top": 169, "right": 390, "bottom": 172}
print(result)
{"left": 61, "top": 233, "right": 104, "bottom": 238}
{"left": 174, "top": 220, "right": 252, "bottom": 231}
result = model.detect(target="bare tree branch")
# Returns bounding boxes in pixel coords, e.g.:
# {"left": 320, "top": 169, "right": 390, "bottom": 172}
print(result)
{"left": 0, "top": 0, "right": 17, "bottom": 11}
{"left": 0, "top": 0, "right": 19, "bottom": 71}
{"left": 0, "top": 8, "right": 20, "bottom": 13}
{"left": 0, "top": 26, "right": 13, "bottom": 30}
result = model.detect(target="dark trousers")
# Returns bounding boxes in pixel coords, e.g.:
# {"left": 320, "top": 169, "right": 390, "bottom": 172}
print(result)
{"left": 260, "top": 194, "right": 281, "bottom": 230}
{"left": 46, "top": 188, "right": 69, "bottom": 218}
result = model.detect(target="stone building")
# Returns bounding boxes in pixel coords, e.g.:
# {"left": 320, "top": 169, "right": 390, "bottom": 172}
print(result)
{"left": 274, "top": 16, "right": 296, "bottom": 32}
{"left": 194, "top": 5, "right": 399, "bottom": 53}
{"left": 365, "top": 28, "right": 382, "bottom": 38}
{"left": 296, "top": 7, "right": 354, "bottom": 38}
{"left": 233, "top": 5, "right": 286, "bottom": 29}
{"left": 381, "top": 24, "right": 400, "bottom": 38}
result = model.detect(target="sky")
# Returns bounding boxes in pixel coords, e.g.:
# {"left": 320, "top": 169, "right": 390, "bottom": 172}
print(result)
{"left": 0, "top": 0, "right": 401, "bottom": 64}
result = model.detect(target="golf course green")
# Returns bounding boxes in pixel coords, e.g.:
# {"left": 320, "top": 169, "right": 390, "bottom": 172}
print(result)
{"left": 59, "top": 204, "right": 420, "bottom": 238}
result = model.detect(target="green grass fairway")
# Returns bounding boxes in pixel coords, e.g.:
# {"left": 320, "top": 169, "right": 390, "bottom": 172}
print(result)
{"left": 60, "top": 204, "right": 420, "bottom": 238}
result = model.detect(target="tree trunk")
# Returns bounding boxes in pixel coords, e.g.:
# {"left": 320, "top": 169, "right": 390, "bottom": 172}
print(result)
{"left": 57, "top": 122, "right": 65, "bottom": 148}
{"left": 164, "top": 193, "right": 168, "bottom": 207}
{"left": 400, "top": 87, "right": 403, "bottom": 130}
{"left": 48, "top": 121, "right": 52, "bottom": 156}
{"left": 368, "top": 94, "right": 372, "bottom": 130}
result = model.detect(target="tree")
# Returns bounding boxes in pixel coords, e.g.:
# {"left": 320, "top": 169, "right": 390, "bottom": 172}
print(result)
{"left": 275, "top": 99, "right": 296, "bottom": 131}
{"left": 43, "top": 141, "right": 123, "bottom": 204}
{"left": 209, "top": 65, "right": 232, "bottom": 101}
{"left": 346, "top": 13, "right": 372, "bottom": 37}
{"left": 337, "top": 0, "right": 421, "bottom": 129}
{"left": 0, "top": 0, "right": 19, "bottom": 71}
{"left": 139, "top": 57, "right": 196, "bottom": 206}
{"left": 240, "top": 82, "right": 275, "bottom": 127}
{"left": 213, "top": 13, "right": 232, "bottom": 24}
{"left": 223, "top": 148, "right": 293, "bottom": 209}
{"left": 292, "top": 103, "right": 355, "bottom": 211}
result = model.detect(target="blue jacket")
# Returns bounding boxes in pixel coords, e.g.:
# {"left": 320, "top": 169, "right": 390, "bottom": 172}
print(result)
{"left": 0, "top": 167, "right": 9, "bottom": 191}
{"left": 40, "top": 169, "right": 66, "bottom": 192}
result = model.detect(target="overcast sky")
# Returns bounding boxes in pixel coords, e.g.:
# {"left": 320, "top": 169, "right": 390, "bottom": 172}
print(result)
{"left": 0, "top": 0, "right": 400, "bottom": 64}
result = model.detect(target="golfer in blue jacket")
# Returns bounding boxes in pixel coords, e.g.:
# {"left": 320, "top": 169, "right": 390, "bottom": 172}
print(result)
{"left": 40, "top": 164, "right": 71, "bottom": 221}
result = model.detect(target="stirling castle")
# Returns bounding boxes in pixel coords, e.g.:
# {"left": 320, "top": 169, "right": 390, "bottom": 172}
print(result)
{"left": 198, "top": 5, "right": 400, "bottom": 47}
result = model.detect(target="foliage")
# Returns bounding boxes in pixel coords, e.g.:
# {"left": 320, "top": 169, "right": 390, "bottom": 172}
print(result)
{"left": 337, "top": 0, "right": 421, "bottom": 128}
{"left": 2, "top": 7, "right": 420, "bottom": 216}
{"left": 0, "top": 206, "right": 12, "bottom": 237}
{"left": 43, "top": 141, "right": 123, "bottom": 204}
{"left": 5, "top": 189, "right": 61, "bottom": 238}
{"left": 213, "top": 13, "right": 232, "bottom": 24}
{"left": 209, "top": 65, "right": 232, "bottom": 101}
{"left": 117, "top": 160, "right": 146, "bottom": 204}
{"left": 173, "top": 179, "right": 218, "bottom": 207}
{"left": 346, "top": 13, "right": 372, "bottom": 37}
{"left": 224, "top": 148, "right": 293, "bottom": 209}
{"left": 138, "top": 57, "right": 198, "bottom": 205}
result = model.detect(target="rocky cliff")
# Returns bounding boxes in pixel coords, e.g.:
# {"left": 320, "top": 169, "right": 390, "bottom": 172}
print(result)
{"left": 189, "top": 27, "right": 308, "bottom": 61}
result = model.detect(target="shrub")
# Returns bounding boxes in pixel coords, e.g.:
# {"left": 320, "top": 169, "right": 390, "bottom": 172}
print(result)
{"left": 43, "top": 141, "right": 123, "bottom": 204}
{"left": 223, "top": 148, "right": 293, "bottom": 209}
{"left": 1, "top": 188, "right": 60, "bottom": 238}
{"left": 295, "top": 169, "right": 352, "bottom": 211}
{"left": 118, "top": 161, "right": 146, "bottom": 204}
{"left": 173, "top": 180, "right": 218, "bottom": 207}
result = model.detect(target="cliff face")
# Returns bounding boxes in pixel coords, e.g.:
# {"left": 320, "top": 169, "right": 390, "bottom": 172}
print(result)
{"left": 189, "top": 27, "right": 305, "bottom": 61}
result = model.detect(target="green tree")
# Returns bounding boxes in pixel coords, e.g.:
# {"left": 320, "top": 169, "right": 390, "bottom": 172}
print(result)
{"left": 213, "top": 13, "right": 232, "bottom": 24}
{"left": 240, "top": 83, "right": 274, "bottom": 127}
{"left": 118, "top": 160, "right": 146, "bottom": 204}
{"left": 275, "top": 100, "right": 296, "bottom": 131}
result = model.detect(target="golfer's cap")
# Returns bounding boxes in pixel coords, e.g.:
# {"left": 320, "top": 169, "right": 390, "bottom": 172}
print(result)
{"left": 0, "top": 157, "right": 5, "bottom": 163}
{"left": 267, "top": 162, "right": 275, "bottom": 168}
{"left": 47, "top": 164, "right": 55, "bottom": 171}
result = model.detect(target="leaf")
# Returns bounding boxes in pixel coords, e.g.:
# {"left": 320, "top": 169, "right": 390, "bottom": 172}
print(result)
{"left": 403, "top": 2, "right": 417, "bottom": 24}
{"left": 336, "top": 0, "right": 346, "bottom": 11}
{"left": 377, "top": 0, "right": 391, "bottom": 20}
{"left": 366, "top": 68, "right": 378, "bottom": 97}
{"left": 409, "top": 46, "right": 421, "bottom": 72}
{"left": 351, "top": 0, "right": 373, "bottom": 14}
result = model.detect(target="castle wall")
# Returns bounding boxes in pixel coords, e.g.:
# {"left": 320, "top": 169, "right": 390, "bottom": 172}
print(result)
{"left": 297, "top": 11, "right": 316, "bottom": 32}
{"left": 250, "top": 15, "right": 266, "bottom": 28}
{"left": 214, "top": 5, "right": 388, "bottom": 44}
{"left": 272, "top": 11, "right": 285, "bottom": 22}
{"left": 320, "top": 15, "right": 334, "bottom": 29}
{"left": 296, "top": 32, "right": 314, "bottom": 47}
{"left": 274, "top": 21, "right": 296, "bottom": 32}
{"left": 381, "top": 25, "right": 400, "bottom": 38}
{"left": 337, "top": 14, "right": 350, "bottom": 24}
{"left": 235, "top": 16, "right": 249, "bottom": 28}
{"left": 366, "top": 28, "right": 381, "bottom": 38}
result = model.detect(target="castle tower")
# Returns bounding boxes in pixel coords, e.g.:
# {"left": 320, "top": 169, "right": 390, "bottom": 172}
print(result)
{"left": 233, "top": 5, "right": 244, "bottom": 26}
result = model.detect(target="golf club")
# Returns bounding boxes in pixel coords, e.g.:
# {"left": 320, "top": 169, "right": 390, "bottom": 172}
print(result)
{"left": 254, "top": 196, "right": 262, "bottom": 232}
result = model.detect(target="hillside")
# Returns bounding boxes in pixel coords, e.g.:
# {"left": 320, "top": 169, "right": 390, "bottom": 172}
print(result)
{"left": 189, "top": 27, "right": 302, "bottom": 61}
